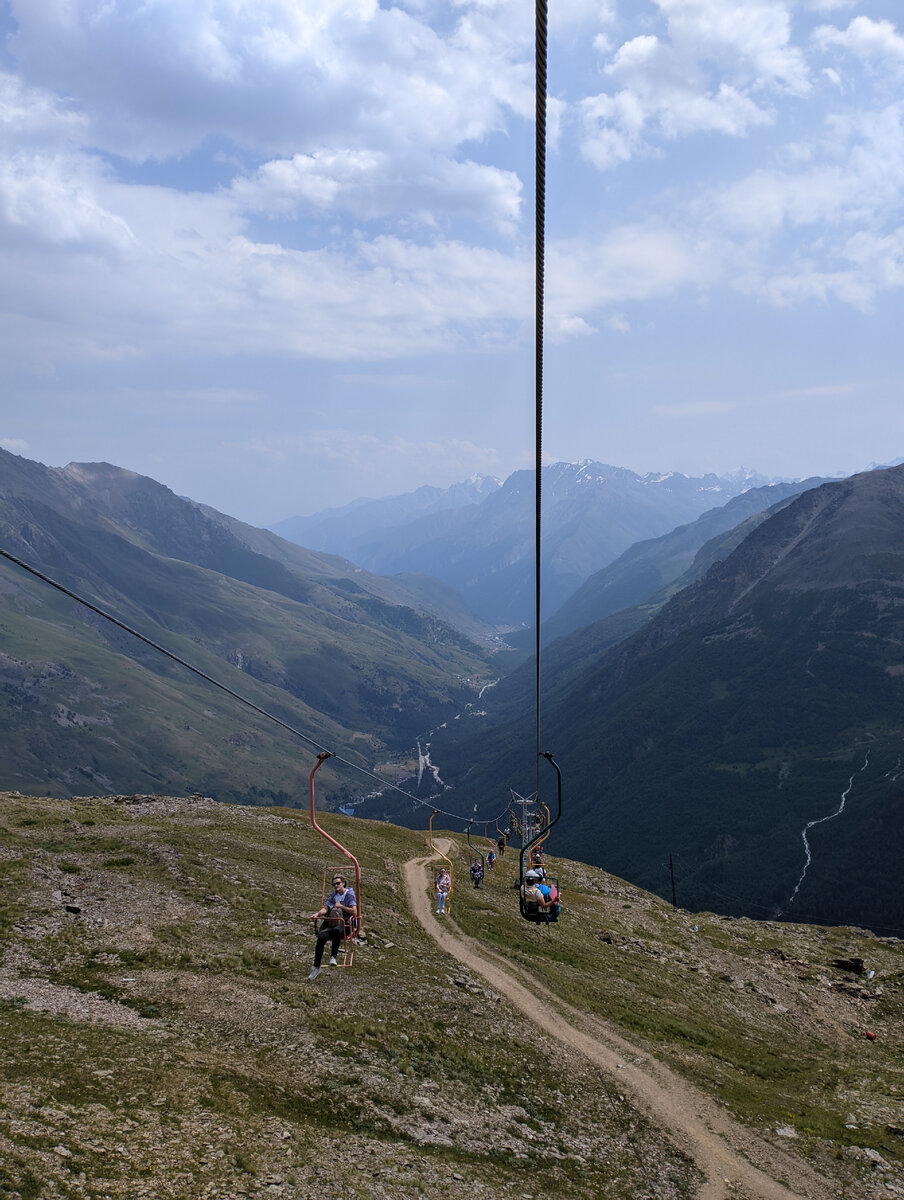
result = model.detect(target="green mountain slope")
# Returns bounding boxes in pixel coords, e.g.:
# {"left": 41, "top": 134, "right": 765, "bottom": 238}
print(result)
{"left": 1, "top": 792, "right": 901, "bottom": 1199}
{"left": 534, "top": 478, "right": 827, "bottom": 646}
{"left": 0, "top": 451, "right": 492, "bottom": 804}
{"left": 423, "top": 466, "right": 904, "bottom": 934}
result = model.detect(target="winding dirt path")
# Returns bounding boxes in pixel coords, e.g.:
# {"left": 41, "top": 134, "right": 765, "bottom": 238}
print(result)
{"left": 405, "top": 844, "right": 835, "bottom": 1200}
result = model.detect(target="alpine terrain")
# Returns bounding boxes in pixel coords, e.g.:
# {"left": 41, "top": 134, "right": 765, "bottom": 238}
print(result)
{"left": 0, "top": 791, "right": 901, "bottom": 1200}
{"left": 274, "top": 463, "right": 780, "bottom": 626}
{"left": 424, "top": 465, "right": 904, "bottom": 935}
{"left": 0, "top": 450, "right": 493, "bottom": 807}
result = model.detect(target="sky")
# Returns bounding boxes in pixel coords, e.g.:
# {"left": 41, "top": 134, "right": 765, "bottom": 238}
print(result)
{"left": 2, "top": 0, "right": 904, "bottom": 527}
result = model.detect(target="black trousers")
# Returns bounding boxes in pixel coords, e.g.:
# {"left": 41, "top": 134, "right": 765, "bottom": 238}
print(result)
{"left": 314, "top": 924, "right": 344, "bottom": 966}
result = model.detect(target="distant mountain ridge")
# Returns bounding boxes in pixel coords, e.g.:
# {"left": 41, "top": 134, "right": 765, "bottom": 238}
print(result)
{"left": 274, "top": 461, "right": 782, "bottom": 625}
{"left": 272, "top": 474, "right": 501, "bottom": 551}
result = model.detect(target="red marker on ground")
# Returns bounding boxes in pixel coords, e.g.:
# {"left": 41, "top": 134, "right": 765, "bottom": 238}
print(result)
{"left": 865, "top": 1030, "right": 877, "bottom": 1040}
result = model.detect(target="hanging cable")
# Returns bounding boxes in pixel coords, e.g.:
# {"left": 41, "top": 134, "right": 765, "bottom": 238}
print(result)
{"left": 535, "top": 0, "right": 548, "bottom": 800}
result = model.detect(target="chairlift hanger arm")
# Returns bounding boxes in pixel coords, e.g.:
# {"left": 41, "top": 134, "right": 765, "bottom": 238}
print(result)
{"left": 309, "top": 752, "right": 362, "bottom": 939}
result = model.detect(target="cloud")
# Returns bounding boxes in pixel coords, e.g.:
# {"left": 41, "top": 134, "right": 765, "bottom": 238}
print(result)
{"left": 814, "top": 17, "right": 904, "bottom": 70}
{"left": 231, "top": 150, "right": 522, "bottom": 234}
{"left": 551, "top": 314, "right": 598, "bottom": 340}
{"left": 578, "top": 0, "right": 809, "bottom": 168}
{"left": 0, "top": 69, "right": 86, "bottom": 145}
{"left": 693, "top": 97, "right": 904, "bottom": 308}
{"left": 235, "top": 429, "right": 504, "bottom": 477}
{"left": 0, "top": 151, "right": 135, "bottom": 253}
{"left": 3, "top": 0, "right": 904, "bottom": 393}
{"left": 548, "top": 224, "right": 715, "bottom": 315}
{"left": 0, "top": 437, "right": 28, "bottom": 452}
{"left": 780, "top": 383, "right": 857, "bottom": 397}
{"left": 653, "top": 400, "right": 739, "bottom": 416}
{"left": 8, "top": 0, "right": 533, "bottom": 161}
{"left": 657, "top": 0, "right": 810, "bottom": 95}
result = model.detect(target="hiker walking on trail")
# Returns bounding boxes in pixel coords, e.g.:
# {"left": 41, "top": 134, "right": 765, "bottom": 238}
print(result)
{"left": 469, "top": 859, "right": 484, "bottom": 889}
{"left": 308, "top": 873, "right": 357, "bottom": 981}
{"left": 435, "top": 868, "right": 451, "bottom": 914}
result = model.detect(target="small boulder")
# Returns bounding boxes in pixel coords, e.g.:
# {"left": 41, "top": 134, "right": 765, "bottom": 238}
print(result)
{"left": 832, "top": 957, "right": 865, "bottom": 975}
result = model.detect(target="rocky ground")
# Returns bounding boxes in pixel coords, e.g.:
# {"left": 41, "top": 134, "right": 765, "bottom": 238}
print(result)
{"left": 0, "top": 791, "right": 902, "bottom": 1199}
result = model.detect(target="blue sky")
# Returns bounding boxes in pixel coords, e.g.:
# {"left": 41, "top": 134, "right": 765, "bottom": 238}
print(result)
{"left": 2, "top": 0, "right": 903, "bottom": 525}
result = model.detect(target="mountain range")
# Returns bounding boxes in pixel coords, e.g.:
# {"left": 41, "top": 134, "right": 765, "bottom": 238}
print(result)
{"left": 420, "top": 465, "right": 904, "bottom": 934}
{"left": 0, "top": 449, "right": 492, "bottom": 805}
{"left": 274, "top": 462, "right": 779, "bottom": 625}
{"left": 3, "top": 448, "right": 903, "bottom": 935}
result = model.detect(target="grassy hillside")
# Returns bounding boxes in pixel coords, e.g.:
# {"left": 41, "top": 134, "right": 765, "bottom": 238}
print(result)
{"left": 1, "top": 792, "right": 902, "bottom": 1199}
{"left": 0, "top": 451, "right": 494, "bottom": 805}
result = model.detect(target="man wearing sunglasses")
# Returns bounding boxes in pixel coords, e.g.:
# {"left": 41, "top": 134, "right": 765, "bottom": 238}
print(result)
{"left": 308, "top": 874, "right": 357, "bottom": 981}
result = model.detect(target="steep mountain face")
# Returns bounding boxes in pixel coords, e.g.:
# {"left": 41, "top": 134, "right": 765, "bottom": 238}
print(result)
{"left": 424, "top": 466, "right": 904, "bottom": 934}
{"left": 537, "top": 477, "right": 827, "bottom": 645}
{"left": 0, "top": 450, "right": 491, "bottom": 803}
{"left": 276, "top": 462, "right": 778, "bottom": 626}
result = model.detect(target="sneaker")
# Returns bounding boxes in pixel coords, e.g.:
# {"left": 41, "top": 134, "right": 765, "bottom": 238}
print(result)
{"left": 329, "top": 956, "right": 338, "bottom": 966}
{"left": 308, "top": 967, "right": 320, "bottom": 982}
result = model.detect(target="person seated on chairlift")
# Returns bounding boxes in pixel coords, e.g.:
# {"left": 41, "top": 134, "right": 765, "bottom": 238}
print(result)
{"left": 308, "top": 873, "right": 357, "bottom": 981}
{"left": 469, "top": 859, "right": 485, "bottom": 889}
{"left": 435, "top": 867, "right": 452, "bottom": 914}
{"left": 486, "top": 848, "right": 497, "bottom": 870}
{"left": 535, "top": 874, "right": 559, "bottom": 903}
{"left": 521, "top": 869, "right": 556, "bottom": 911}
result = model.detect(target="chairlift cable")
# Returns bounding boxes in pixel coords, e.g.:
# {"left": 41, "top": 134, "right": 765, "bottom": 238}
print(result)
{"left": 535, "top": 0, "right": 547, "bottom": 800}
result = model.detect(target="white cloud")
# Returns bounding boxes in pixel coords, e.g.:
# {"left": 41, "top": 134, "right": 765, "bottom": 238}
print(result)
{"left": 551, "top": 314, "right": 597, "bottom": 341}
{"left": 235, "top": 429, "right": 504, "bottom": 477}
{"left": 653, "top": 400, "right": 739, "bottom": 416}
{"left": 693, "top": 96, "right": 904, "bottom": 307}
{"left": 0, "top": 437, "right": 28, "bottom": 452}
{"left": 0, "top": 70, "right": 86, "bottom": 145}
{"left": 8, "top": 0, "right": 532, "bottom": 161}
{"left": 231, "top": 150, "right": 522, "bottom": 234}
{"left": 657, "top": 0, "right": 810, "bottom": 95}
{"left": 548, "top": 224, "right": 715, "bottom": 316}
{"left": 814, "top": 16, "right": 904, "bottom": 70}
{"left": 578, "top": 0, "right": 809, "bottom": 168}
{"left": 780, "top": 383, "right": 857, "bottom": 397}
{"left": 0, "top": 151, "right": 135, "bottom": 252}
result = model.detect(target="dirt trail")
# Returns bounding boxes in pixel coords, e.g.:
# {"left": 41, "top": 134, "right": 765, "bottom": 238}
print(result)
{"left": 404, "top": 844, "right": 835, "bottom": 1200}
